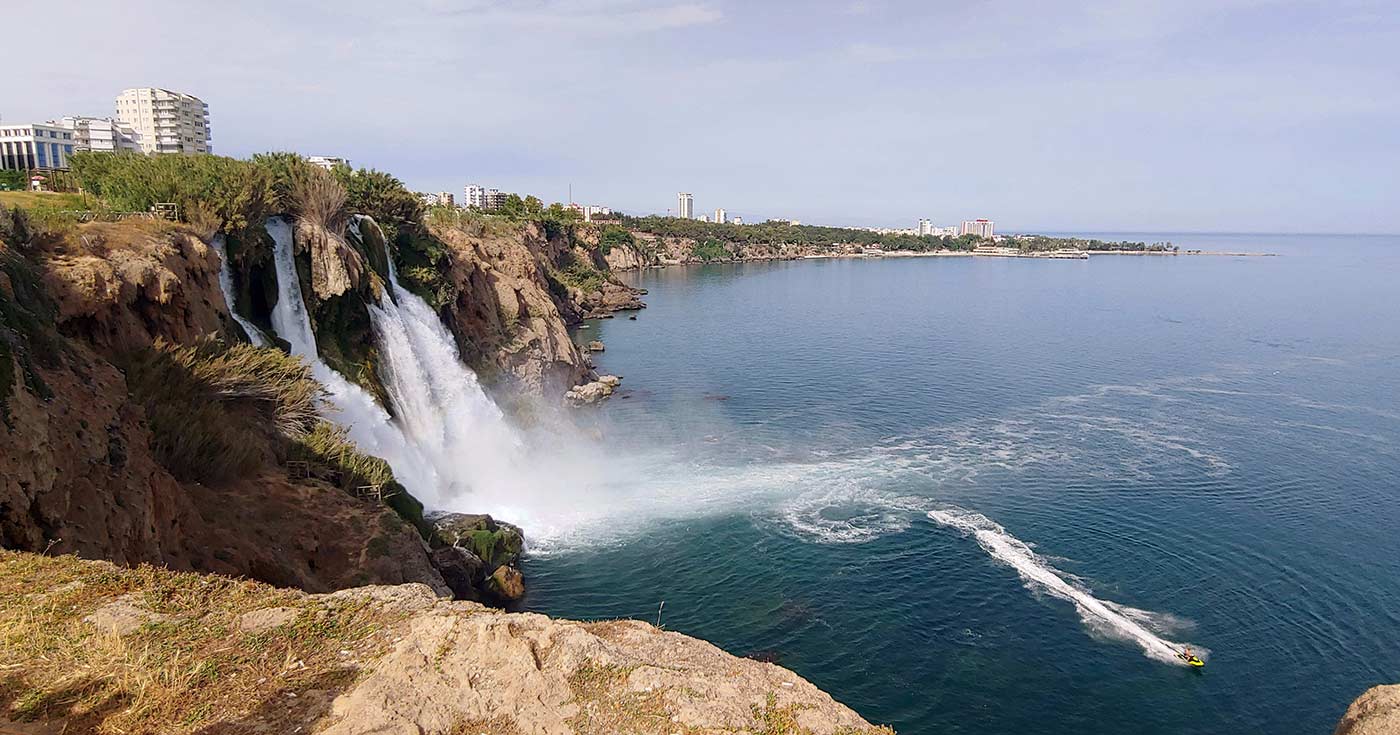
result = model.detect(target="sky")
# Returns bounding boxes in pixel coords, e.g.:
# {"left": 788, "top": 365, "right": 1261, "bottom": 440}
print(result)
{"left": 5, "top": 0, "right": 1399, "bottom": 233}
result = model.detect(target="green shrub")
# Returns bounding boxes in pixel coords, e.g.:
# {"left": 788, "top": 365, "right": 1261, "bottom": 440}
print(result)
{"left": 120, "top": 338, "right": 322, "bottom": 484}
{"left": 598, "top": 225, "right": 634, "bottom": 255}
{"left": 553, "top": 253, "right": 606, "bottom": 293}
{"left": 68, "top": 152, "right": 273, "bottom": 242}
{"left": 690, "top": 238, "right": 730, "bottom": 262}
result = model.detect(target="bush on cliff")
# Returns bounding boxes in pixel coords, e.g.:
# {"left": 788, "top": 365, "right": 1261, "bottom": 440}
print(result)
{"left": 120, "top": 338, "right": 322, "bottom": 484}
{"left": 68, "top": 152, "right": 274, "bottom": 242}
{"left": 0, "top": 241, "right": 61, "bottom": 427}
{"left": 598, "top": 225, "right": 634, "bottom": 255}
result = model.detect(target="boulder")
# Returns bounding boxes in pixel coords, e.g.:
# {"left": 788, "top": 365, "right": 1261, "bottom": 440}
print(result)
{"left": 429, "top": 546, "right": 485, "bottom": 602}
{"left": 586, "top": 340, "right": 606, "bottom": 352}
{"left": 486, "top": 565, "right": 526, "bottom": 602}
{"left": 427, "top": 513, "right": 524, "bottom": 573}
{"left": 564, "top": 376, "right": 622, "bottom": 406}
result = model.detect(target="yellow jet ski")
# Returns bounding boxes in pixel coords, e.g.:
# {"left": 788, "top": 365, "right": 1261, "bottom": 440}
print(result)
{"left": 1178, "top": 648, "right": 1205, "bottom": 668}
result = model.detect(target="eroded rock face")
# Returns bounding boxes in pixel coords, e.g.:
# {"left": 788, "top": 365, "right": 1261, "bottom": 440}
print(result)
{"left": 1, "top": 222, "right": 448, "bottom": 598}
{"left": 1336, "top": 685, "right": 1400, "bottom": 735}
{"left": 427, "top": 221, "right": 645, "bottom": 398}
{"left": 431, "top": 223, "right": 594, "bottom": 396}
{"left": 316, "top": 590, "right": 887, "bottom": 735}
{"left": 38, "top": 222, "right": 230, "bottom": 354}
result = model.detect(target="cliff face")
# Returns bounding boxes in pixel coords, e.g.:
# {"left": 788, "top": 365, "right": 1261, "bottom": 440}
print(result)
{"left": 426, "top": 218, "right": 642, "bottom": 397}
{"left": 0, "top": 550, "right": 891, "bottom": 735}
{"left": 608, "top": 230, "right": 833, "bottom": 270}
{"left": 0, "top": 222, "right": 447, "bottom": 596}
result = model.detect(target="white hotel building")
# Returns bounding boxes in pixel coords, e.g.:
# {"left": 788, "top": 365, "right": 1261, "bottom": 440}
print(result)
{"left": 0, "top": 122, "right": 77, "bottom": 171}
{"left": 115, "top": 87, "right": 211, "bottom": 155}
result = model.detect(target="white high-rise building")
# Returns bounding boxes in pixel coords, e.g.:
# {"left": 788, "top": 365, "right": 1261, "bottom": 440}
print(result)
{"left": 714, "top": 207, "right": 727, "bottom": 224}
{"left": 960, "top": 219, "right": 995, "bottom": 238}
{"left": 53, "top": 116, "right": 143, "bottom": 153}
{"left": 465, "top": 184, "right": 508, "bottom": 210}
{"left": 918, "top": 218, "right": 933, "bottom": 236}
{"left": 115, "top": 88, "right": 211, "bottom": 155}
{"left": 677, "top": 192, "right": 694, "bottom": 219}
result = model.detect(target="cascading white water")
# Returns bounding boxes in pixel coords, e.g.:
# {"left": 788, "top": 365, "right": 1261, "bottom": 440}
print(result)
{"left": 362, "top": 219, "right": 531, "bottom": 508}
{"left": 264, "top": 216, "right": 440, "bottom": 494}
{"left": 210, "top": 234, "right": 268, "bottom": 347}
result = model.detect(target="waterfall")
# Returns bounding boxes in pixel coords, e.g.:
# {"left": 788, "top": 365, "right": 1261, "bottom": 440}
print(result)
{"left": 211, "top": 234, "right": 268, "bottom": 347}
{"left": 264, "top": 216, "right": 441, "bottom": 495}
{"left": 363, "top": 219, "right": 527, "bottom": 505}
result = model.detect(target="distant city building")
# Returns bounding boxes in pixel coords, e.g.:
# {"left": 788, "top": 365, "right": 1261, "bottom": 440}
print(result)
{"left": 933, "top": 226, "right": 958, "bottom": 237}
{"left": 699, "top": 214, "right": 710, "bottom": 223}
{"left": 307, "top": 155, "right": 350, "bottom": 171}
{"left": 677, "top": 192, "right": 694, "bottom": 219}
{"left": 465, "top": 184, "right": 508, "bottom": 210}
{"left": 568, "top": 203, "right": 613, "bottom": 222}
{"left": 714, "top": 207, "right": 727, "bottom": 224}
{"left": 53, "top": 116, "right": 143, "bottom": 153}
{"left": 115, "top": 87, "right": 211, "bottom": 155}
{"left": 0, "top": 122, "right": 77, "bottom": 171}
{"left": 419, "top": 191, "right": 454, "bottom": 207}
{"left": 960, "top": 219, "right": 995, "bottom": 238}
{"left": 732, "top": 216, "right": 744, "bottom": 225}
{"left": 918, "top": 218, "right": 933, "bottom": 236}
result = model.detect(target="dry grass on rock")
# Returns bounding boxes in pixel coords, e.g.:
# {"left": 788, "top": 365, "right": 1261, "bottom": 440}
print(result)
{"left": 0, "top": 551, "right": 402, "bottom": 734}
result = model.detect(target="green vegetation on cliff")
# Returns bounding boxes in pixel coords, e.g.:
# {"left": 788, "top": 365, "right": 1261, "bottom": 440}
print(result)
{"left": 120, "top": 337, "right": 322, "bottom": 484}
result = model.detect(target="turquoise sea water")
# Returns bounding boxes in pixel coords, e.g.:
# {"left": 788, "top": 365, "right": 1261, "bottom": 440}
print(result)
{"left": 522, "top": 234, "right": 1400, "bottom": 734}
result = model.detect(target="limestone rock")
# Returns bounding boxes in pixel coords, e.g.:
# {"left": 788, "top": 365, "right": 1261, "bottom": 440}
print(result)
{"left": 236, "top": 606, "right": 298, "bottom": 634}
{"left": 314, "top": 597, "right": 886, "bottom": 735}
{"left": 586, "top": 340, "right": 605, "bottom": 352}
{"left": 1336, "top": 684, "right": 1400, "bottom": 735}
{"left": 84, "top": 595, "right": 173, "bottom": 635}
{"left": 564, "top": 376, "right": 621, "bottom": 407}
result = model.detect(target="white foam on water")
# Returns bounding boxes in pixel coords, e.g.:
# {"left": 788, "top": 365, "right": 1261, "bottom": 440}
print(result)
{"left": 210, "top": 234, "right": 268, "bottom": 347}
{"left": 927, "top": 505, "right": 1205, "bottom": 666}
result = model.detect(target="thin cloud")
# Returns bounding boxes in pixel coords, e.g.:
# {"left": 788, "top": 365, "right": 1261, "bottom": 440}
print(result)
{"left": 846, "top": 42, "right": 924, "bottom": 63}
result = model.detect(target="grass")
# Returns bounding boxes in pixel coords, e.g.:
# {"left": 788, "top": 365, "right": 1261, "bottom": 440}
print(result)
{"left": 565, "top": 662, "right": 684, "bottom": 735}
{"left": 0, "top": 550, "right": 403, "bottom": 734}
{"left": 120, "top": 337, "right": 323, "bottom": 484}
{"left": 0, "top": 190, "right": 88, "bottom": 211}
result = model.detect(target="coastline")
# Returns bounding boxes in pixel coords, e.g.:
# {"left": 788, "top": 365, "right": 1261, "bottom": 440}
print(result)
{"left": 617, "top": 247, "right": 1277, "bottom": 271}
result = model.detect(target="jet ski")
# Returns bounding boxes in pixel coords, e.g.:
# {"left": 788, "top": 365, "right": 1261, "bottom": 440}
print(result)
{"left": 1178, "top": 649, "right": 1205, "bottom": 668}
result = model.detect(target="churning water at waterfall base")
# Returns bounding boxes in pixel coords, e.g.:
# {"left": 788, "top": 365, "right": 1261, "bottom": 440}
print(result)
{"left": 245, "top": 227, "right": 1400, "bottom": 735}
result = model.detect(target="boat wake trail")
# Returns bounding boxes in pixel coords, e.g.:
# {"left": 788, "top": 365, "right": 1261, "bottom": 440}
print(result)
{"left": 927, "top": 506, "right": 1206, "bottom": 666}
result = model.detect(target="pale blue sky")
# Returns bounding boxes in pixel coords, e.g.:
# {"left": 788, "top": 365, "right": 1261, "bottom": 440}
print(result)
{"left": 8, "top": 1, "right": 1398, "bottom": 232}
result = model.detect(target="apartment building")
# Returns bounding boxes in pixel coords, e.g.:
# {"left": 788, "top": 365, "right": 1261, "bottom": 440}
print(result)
{"left": 115, "top": 88, "right": 212, "bottom": 155}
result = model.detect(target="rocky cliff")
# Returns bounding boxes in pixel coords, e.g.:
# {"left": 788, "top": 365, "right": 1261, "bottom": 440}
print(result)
{"left": 0, "top": 550, "right": 890, "bottom": 734}
{"left": 422, "top": 215, "right": 643, "bottom": 398}
{"left": 0, "top": 219, "right": 448, "bottom": 596}
{"left": 606, "top": 230, "right": 847, "bottom": 270}
{"left": 1335, "top": 685, "right": 1400, "bottom": 735}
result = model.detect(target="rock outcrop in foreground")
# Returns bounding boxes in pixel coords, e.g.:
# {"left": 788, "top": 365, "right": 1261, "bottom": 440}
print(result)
{"left": 0, "top": 551, "right": 890, "bottom": 735}
{"left": 1335, "top": 685, "right": 1400, "bottom": 735}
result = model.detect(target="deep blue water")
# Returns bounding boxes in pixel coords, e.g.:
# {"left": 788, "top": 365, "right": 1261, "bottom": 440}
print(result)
{"left": 522, "top": 234, "right": 1400, "bottom": 734}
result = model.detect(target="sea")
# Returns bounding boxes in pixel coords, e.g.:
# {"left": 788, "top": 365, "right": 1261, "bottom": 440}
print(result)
{"left": 518, "top": 233, "right": 1400, "bottom": 734}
